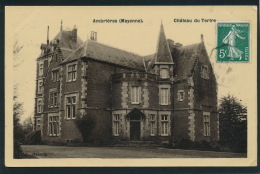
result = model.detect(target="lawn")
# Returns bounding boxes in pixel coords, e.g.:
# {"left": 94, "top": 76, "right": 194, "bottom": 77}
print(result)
{"left": 21, "top": 145, "right": 247, "bottom": 158}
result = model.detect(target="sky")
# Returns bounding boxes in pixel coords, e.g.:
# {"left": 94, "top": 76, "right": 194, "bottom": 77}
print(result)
{"left": 6, "top": 6, "right": 257, "bottom": 122}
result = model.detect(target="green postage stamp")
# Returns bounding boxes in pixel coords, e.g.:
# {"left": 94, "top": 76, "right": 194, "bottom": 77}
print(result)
{"left": 216, "top": 22, "right": 250, "bottom": 62}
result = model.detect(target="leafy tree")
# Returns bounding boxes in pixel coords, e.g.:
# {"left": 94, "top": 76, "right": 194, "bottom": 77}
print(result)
{"left": 219, "top": 95, "right": 247, "bottom": 153}
{"left": 22, "top": 116, "right": 33, "bottom": 135}
{"left": 13, "top": 86, "right": 24, "bottom": 158}
{"left": 13, "top": 39, "right": 24, "bottom": 158}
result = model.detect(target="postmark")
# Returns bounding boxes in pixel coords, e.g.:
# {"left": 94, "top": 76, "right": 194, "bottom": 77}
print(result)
{"left": 216, "top": 22, "right": 250, "bottom": 62}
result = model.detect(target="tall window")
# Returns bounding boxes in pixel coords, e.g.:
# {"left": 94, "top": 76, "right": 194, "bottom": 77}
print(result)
{"left": 39, "top": 63, "right": 43, "bottom": 76}
{"left": 150, "top": 114, "right": 156, "bottom": 136}
{"left": 160, "top": 68, "right": 169, "bottom": 79}
{"left": 160, "top": 88, "right": 169, "bottom": 105}
{"left": 67, "top": 64, "right": 77, "bottom": 82}
{"left": 49, "top": 92, "right": 58, "bottom": 107}
{"left": 37, "top": 98, "right": 43, "bottom": 113}
{"left": 113, "top": 114, "right": 120, "bottom": 136}
{"left": 203, "top": 112, "right": 210, "bottom": 136}
{"left": 36, "top": 118, "right": 41, "bottom": 130}
{"left": 161, "top": 115, "right": 169, "bottom": 136}
{"left": 131, "top": 86, "right": 140, "bottom": 104}
{"left": 48, "top": 116, "right": 60, "bottom": 136}
{"left": 38, "top": 80, "right": 43, "bottom": 94}
{"left": 52, "top": 70, "right": 59, "bottom": 82}
{"left": 66, "top": 96, "right": 76, "bottom": 119}
{"left": 177, "top": 90, "right": 185, "bottom": 101}
{"left": 201, "top": 65, "right": 209, "bottom": 79}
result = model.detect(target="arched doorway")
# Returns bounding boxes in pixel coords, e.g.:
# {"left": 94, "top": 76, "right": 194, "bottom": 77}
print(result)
{"left": 126, "top": 108, "right": 145, "bottom": 141}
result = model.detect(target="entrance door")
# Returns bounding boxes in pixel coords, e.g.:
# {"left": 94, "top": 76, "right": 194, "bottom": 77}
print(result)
{"left": 130, "top": 122, "right": 140, "bottom": 140}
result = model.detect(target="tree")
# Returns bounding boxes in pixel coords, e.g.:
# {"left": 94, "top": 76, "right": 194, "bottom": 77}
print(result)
{"left": 13, "top": 39, "right": 24, "bottom": 158}
{"left": 219, "top": 95, "right": 247, "bottom": 153}
{"left": 22, "top": 116, "right": 33, "bottom": 135}
{"left": 13, "top": 86, "right": 24, "bottom": 158}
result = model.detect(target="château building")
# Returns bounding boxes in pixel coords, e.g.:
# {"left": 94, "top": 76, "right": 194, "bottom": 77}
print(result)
{"left": 34, "top": 22, "right": 219, "bottom": 145}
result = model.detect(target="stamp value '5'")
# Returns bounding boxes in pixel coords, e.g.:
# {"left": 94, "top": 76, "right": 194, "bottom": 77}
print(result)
{"left": 216, "top": 22, "right": 250, "bottom": 62}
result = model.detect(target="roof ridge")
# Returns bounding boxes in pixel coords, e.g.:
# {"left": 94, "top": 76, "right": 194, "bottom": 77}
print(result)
{"left": 62, "top": 43, "right": 85, "bottom": 63}
{"left": 87, "top": 39, "right": 144, "bottom": 58}
{"left": 178, "top": 42, "right": 201, "bottom": 49}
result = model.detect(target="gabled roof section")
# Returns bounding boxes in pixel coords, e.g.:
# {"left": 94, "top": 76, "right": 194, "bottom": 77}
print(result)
{"left": 173, "top": 43, "right": 202, "bottom": 80}
{"left": 52, "top": 30, "right": 83, "bottom": 59}
{"left": 154, "top": 23, "right": 174, "bottom": 64}
{"left": 53, "top": 30, "right": 83, "bottom": 50}
{"left": 63, "top": 39, "right": 145, "bottom": 71}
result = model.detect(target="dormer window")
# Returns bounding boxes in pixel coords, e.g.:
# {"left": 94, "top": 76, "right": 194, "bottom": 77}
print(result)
{"left": 201, "top": 65, "right": 209, "bottom": 79}
{"left": 160, "top": 68, "right": 169, "bottom": 79}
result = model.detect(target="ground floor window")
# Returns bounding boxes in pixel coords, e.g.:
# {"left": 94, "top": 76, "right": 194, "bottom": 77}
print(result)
{"left": 203, "top": 112, "right": 210, "bottom": 136}
{"left": 161, "top": 115, "right": 169, "bottom": 136}
{"left": 48, "top": 116, "right": 60, "bottom": 136}
{"left": 113, "top": 114, "right": 120, "bottom": 136}
{"left": 150, "top": 114, "right": 156, "bottom": 136}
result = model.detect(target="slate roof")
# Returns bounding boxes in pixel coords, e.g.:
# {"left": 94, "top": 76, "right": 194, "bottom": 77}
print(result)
{"left": 143, "top": 42, "right": 203, "bottom": 80}
{"left": 53, "top": 30, "right": 83, "bottom": 50}
{"left": 63, "top": 39, "right": 145, "bottom": 71}
{"left": 52, "top": 30, "right": 84, "bottom": 59}
{"left": 173, "top": 43, "right": 202, "bottom": 80}
{"left": 154, "top": 24, "right": 173, "bottom": 63}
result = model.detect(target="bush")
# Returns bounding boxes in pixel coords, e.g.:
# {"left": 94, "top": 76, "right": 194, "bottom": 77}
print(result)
{"left": 75, "top": 114, "right": 95, "bottom": 143}
{"left": 174, "top": 139, "right": 221, "bottom": 151}
{"left": 14, "top": 140, "right": 23, "bottom": 158}
{"left": 24, "top": 130, "right": 42, "bottom": 145}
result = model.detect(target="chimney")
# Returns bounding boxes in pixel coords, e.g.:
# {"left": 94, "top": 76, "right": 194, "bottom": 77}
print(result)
{"left": 71, "top": 25, "right": 77, "bottom": 43}
{"left": 90, "top": 31, "right": 97, "bottom": 41}
{"left": 60, "top": 20, "right": 63, "bottom": 31}
{"left": 201, "top": 34, "right": 204, "bottom": 43}
{"left": 47, "top": 26, "right": 49, "bottom": 45}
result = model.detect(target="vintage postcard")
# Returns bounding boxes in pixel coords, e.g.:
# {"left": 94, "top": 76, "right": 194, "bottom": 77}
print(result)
{"left": 5, "top": 6, "right": 257, "bottom": 167}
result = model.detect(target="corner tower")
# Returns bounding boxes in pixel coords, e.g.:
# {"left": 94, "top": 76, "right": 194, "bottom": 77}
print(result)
{"left": 153, "top": 22, "right": 175, "bottom": 79}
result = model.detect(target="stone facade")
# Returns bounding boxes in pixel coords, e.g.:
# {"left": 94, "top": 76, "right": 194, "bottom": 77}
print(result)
{"left": 33, "top": 24, "right": 219, "bottom": 145}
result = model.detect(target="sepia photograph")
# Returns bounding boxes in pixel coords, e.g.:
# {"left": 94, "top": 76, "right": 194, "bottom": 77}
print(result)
{"left": 5, "top": 6, "right": 257, "bottom": 167}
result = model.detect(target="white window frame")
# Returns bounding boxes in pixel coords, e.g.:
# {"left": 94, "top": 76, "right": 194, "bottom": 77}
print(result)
{"left": 49, "top": 92, "right": 58, "bottom": 107}
{"left": 38, "top": 80, "right": 43, "bottom": 94}
{"left": 160, "top": 88, "right": 169, "bottom": 105}
{"left": 37, "top": 98, "right": 43, "bottom": 113}
{"left": 203, "top": 112, "right": 211, "bottom": 136}
{"left": 48, "top": 116, "right": 60, "bottom": 136}
{"left": 177, "top": 90, "right": 185, "bottom": 101}
{"left": 39, "top": 63, "right": 43, "bottom": 76}
{"left": 65, "top": 94, "right": 77, "bottom": 119}
{"left": 201, "top": 65, "right": 209, "bottom": 79}
{"left": 52, "top": 70, "right": 59, "bottom": 82}
{"left": 113, "top": 114, "right": 120, "bottom": 136}
{"left": 161, "top": 115, "right": 169, "bottom": 136}
{"left": 36, "top": 118, "right": 41, "bottom": 131}
{"left": 131, "top": 86, "right": 141, "bottom": 104}
{"left": 67, "top": 63, "right": 77, "bottom": 82}
{"left": 150, "top": 114, "right": 156, "bottom": 136}
{"left": 160, "top": 68, "right": 169, "bottom": 79}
